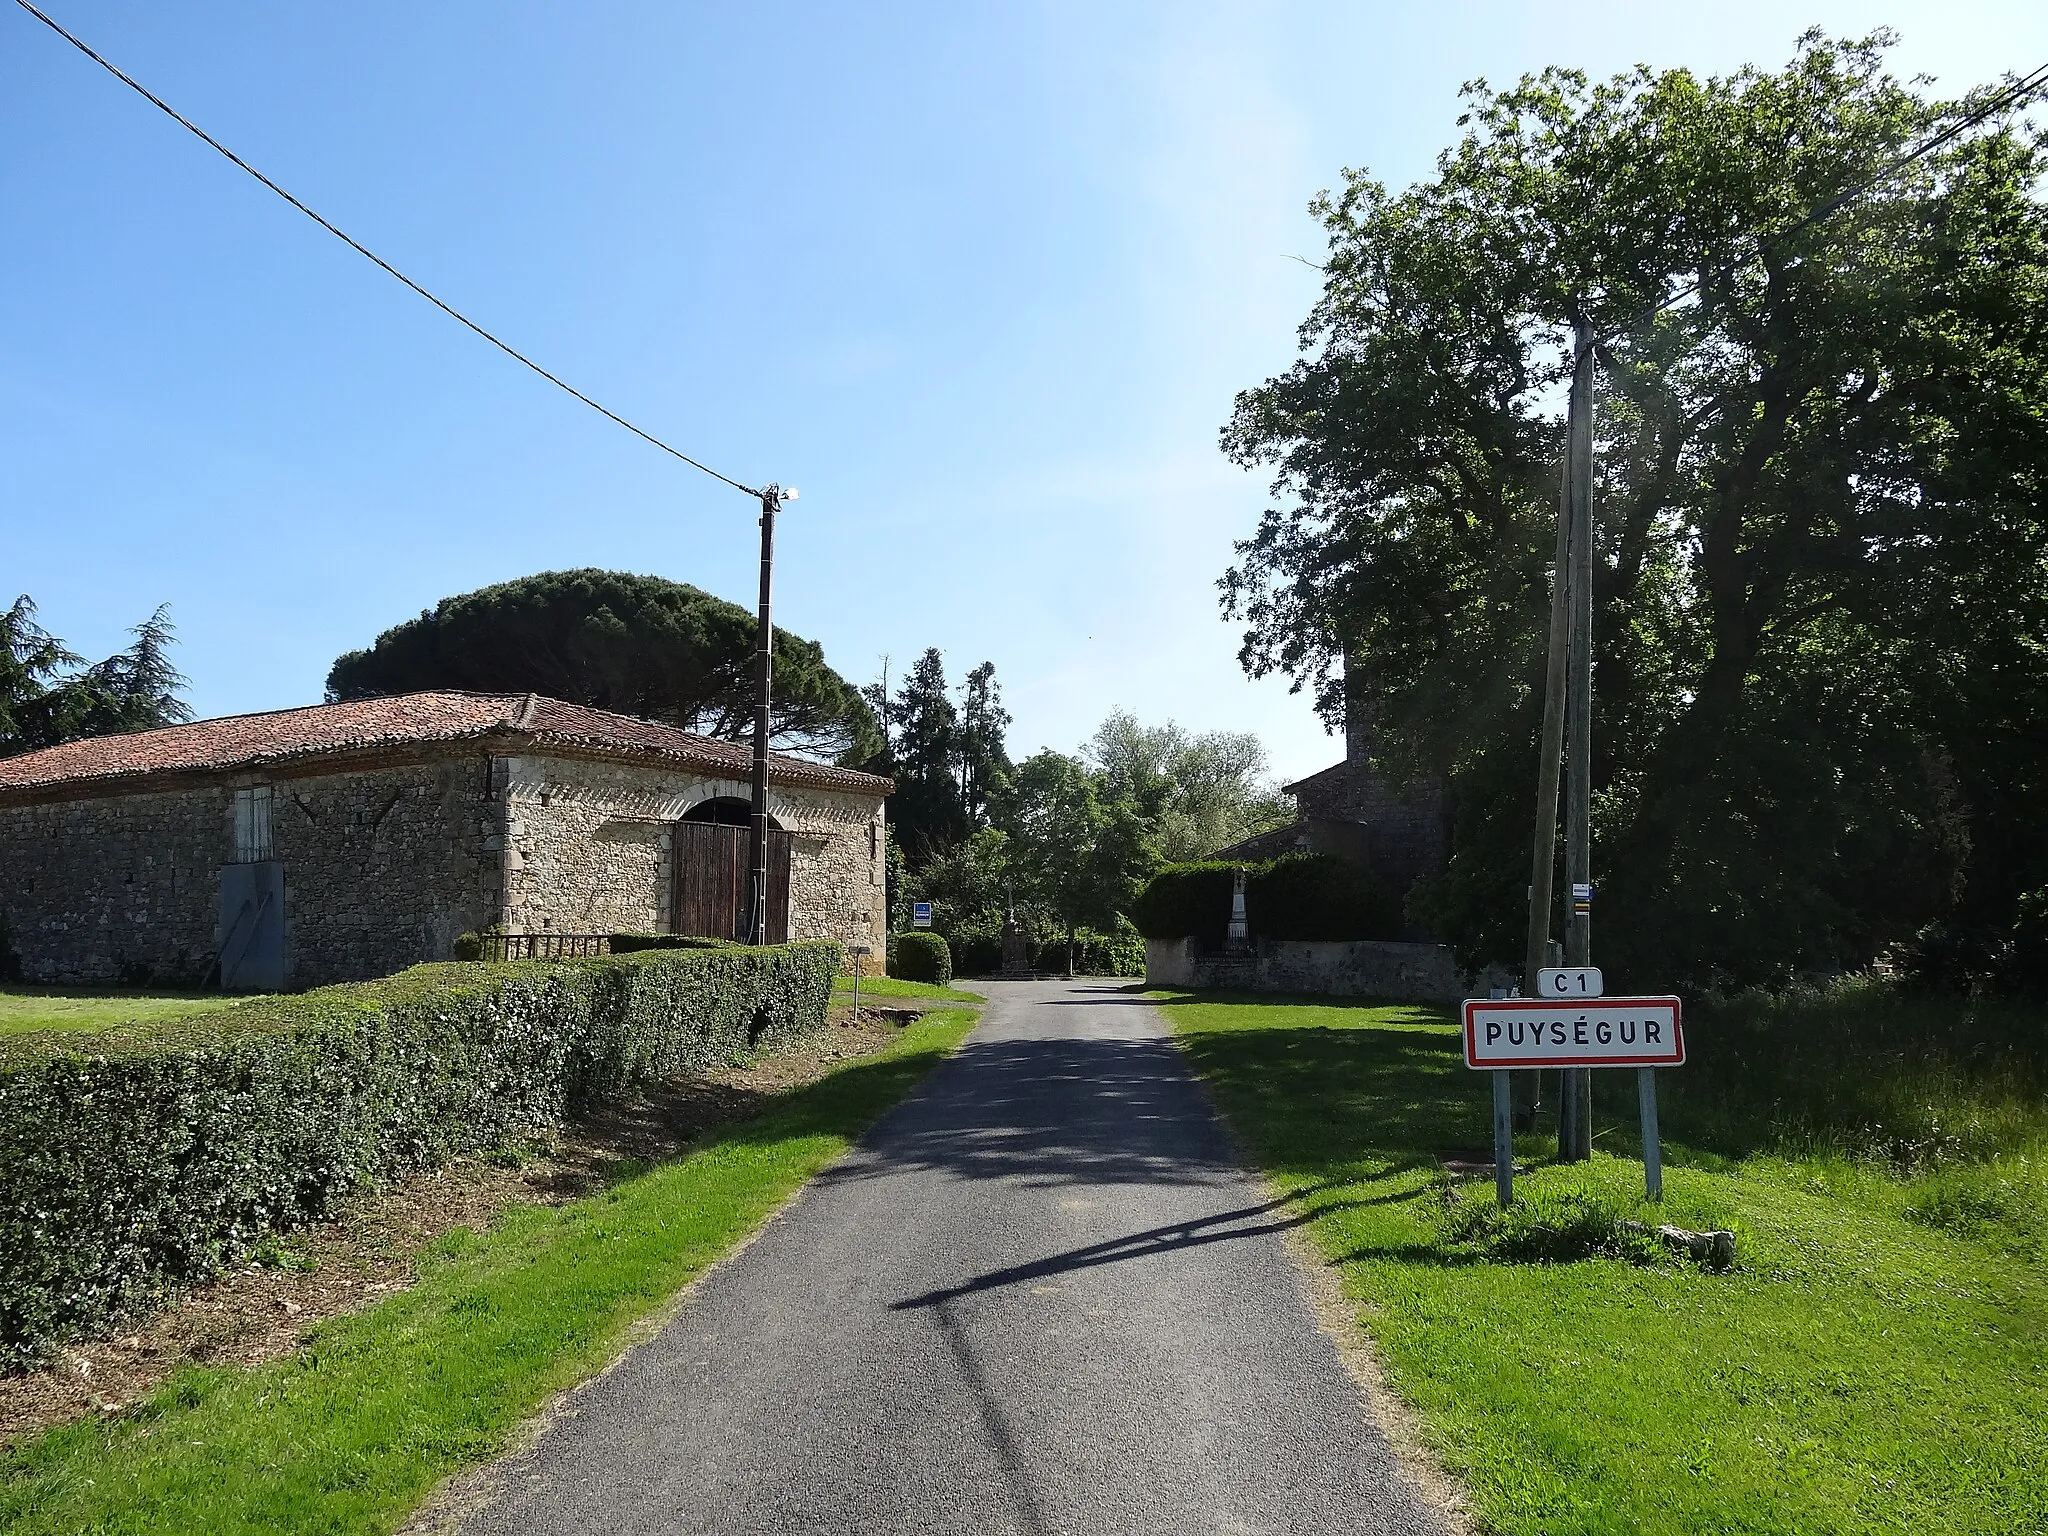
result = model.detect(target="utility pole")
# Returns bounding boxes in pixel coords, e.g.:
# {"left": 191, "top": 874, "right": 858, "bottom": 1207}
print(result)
{"left": 1519, "top": 425, "right": 1574, "bottom": 1135}
{"left": 1560, "top": 321, "right": 1597, "bottom": 1162}
{"left": 747, "top": 484, "right": 794, "bottom": 945}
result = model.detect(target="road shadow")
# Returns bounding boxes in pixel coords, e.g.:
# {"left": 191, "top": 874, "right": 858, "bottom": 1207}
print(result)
{"left": 815, "top": 1028, "right": 1251, "bottom": 1191}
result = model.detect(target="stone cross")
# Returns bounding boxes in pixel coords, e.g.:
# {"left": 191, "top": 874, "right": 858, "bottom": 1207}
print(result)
{"left": 1226, "top": 868, "right": 1252, "bottom": 954}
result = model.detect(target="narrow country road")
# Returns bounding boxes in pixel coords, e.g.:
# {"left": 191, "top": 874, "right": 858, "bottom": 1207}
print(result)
{"left": 454, "top": 979, "right": 1447, "bottom": 1536}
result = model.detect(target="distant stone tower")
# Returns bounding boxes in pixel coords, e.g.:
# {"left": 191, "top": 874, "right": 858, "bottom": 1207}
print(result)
{"left": 1216, "top": 656, "right": 1449, "bottom": 928}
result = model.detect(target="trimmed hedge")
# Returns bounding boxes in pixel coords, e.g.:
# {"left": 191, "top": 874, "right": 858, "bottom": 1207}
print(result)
{"left": 893, "top": 932, "right": 952, "bottom": 985}
{"left": 609, "top": 933, "right": 737, "bottom": 953}
{"left": 1253, "top": 852, "right": 1403, "bottom": 940}
{"left": 1130, "top": 862, "right": 1243, "bottom": 946}
{"left": 1131, "top": 853, "right": 1402, "bottom": 945}
{"left": 0, "top": 942, "right": 838, "bottom": 1368}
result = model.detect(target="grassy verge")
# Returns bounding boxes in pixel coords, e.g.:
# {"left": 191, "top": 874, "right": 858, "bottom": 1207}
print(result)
{"left": 1161, "top": 991, "right": 2047, "bottom": 1536}
{"left": 0, "top": 1008, "right": 975, "bottom": 1535}
{"left": 833, "top": 975, "right": 985, "bottom": 1005}
{"left": 0, "top": 988, "right": 265, "bottom": 1036}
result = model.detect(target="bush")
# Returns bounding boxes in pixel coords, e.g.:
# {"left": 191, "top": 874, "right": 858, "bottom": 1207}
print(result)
{"left": 948, "top": 922, "right": 1004, "bottom": 978}
{"left": 944, "top": 921, "right": 1145, "bottom": 977}
{"left": 894, "top": 932, "right": 952, "bottom": 985}
{"left": 0, "top": 941, "right": 839, "bottom": 1368}
{"left": 1129, "top": 862, "right": 1244, "bottom": 945}
{"left": 1070, "top": 923, "right": 1146, "bottom": 977}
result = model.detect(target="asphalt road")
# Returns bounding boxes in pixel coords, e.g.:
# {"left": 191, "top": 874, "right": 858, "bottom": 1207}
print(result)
{"left": 456, "top": 978, "right": 1446, "bottom": 1536}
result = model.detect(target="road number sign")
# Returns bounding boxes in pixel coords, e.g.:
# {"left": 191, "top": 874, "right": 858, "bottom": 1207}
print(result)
{"left": 912, "top": 902, "right": 932, "bottom": 929}
{"left": 1537, "top": 966, "right": 1603, "bottom": 998}
{"left": 1463, "top": 996, "right": 1683, "bottom": 1069}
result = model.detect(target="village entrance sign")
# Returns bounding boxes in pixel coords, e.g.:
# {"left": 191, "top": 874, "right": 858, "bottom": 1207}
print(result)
{"left": 1463, "top": 981, "right": 1684, "bottom": 1207}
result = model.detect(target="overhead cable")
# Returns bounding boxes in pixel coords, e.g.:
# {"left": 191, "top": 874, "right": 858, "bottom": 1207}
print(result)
{"left": 11, "top": 0, "right": 762, "bottom": 498}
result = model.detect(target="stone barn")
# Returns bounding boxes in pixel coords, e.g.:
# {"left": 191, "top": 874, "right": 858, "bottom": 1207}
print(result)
{"left": 0, "top": 691, "right": 890, "bottom": 989}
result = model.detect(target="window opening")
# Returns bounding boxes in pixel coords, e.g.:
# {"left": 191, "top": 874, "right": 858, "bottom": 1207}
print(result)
{"left": 233, "top": 785, "right": 274, "bottom": 862}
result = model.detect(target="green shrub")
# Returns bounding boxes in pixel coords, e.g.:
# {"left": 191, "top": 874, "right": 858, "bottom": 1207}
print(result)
{"left": 894, "top": 932, "right": 952, "bottom": 985}
{"left": 452, "top": 931, "right": 484, "bottom": 962}
{"left": 945, "top": 921, "right": 1145, "bottom": 976}
{"left": 948, "top": 923, "right": 1004, "bottom": 977}
{"left": 0, "top": 941, "right": 839, "bottom": 1368}
{"left": 1129, "top": 862, "right": 1244, "bottom": 945}
{"left": 1069, "top": 922, "right": 1146, "bottom": 976}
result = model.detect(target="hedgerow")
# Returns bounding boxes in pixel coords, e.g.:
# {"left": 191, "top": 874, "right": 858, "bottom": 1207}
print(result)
{"left": 0, "top": 942, "right": 838, "bottom": 1369}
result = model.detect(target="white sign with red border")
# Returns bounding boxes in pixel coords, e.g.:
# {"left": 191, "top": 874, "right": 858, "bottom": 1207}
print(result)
{"left": 1462, "top": 996, "right": 1684, "bottom": 1069}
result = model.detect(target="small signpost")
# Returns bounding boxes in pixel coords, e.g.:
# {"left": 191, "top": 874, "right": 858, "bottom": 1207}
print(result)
{"left": 1465, "top": 982, "right": 1682, "bottom": 1206}
{"left": 912, "top": 902, "right": 932, "bottom": 930}
{"left": 848, "top": 943, "right": 872, "bottom": 1023}
{"left": 1536, "top": 965, "right": 1602, "bottom": 998}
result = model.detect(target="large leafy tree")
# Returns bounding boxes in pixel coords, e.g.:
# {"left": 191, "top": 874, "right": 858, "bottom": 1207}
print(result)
{"left": 1, "top": 597, "right": 192, "bottom": 756}
{"left": 1085, "top": 711, "right": 1290, "bottom": 861}
{"left": 326, "top": 569, "right": 878, "bottom": 761}
{"left": 1222, "top": 33, "right": 2048, "bottom": 988}
{"left": 1004, "top": 749, "right": 1155, "bottom": 968}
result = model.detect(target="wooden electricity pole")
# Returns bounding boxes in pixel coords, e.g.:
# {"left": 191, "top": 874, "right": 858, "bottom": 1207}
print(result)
{"left": 1560, "top": 322, "right": 1597, "bottom": 1162}
{"left": 1519, "top": 414, "right": 1574, "bottom": 1134}
{"left": 1522, "top": 322, "right": 1598, "bottom": 1162}
{"left": 746, "top": 485, "right": 786, "bottom": 946}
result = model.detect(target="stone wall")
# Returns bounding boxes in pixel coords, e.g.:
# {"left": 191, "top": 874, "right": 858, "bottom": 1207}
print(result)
{"left": 0, "top": 747, "right": 885, "bottom": 988}
{"left": 0, "top": 782, "right": 225, "bottom": 986}
{"left": 272, "top": 756, "right": 501, "bottom": 985}
{"left": 1145, "top": 935, "right": 1507, "bottom": 1003}
{"left": 499, "top": 754, "right": 886, "bottom": 957}
{"left": 1288, "top": 763, "right": 1448, "bottom": 911}
{"left": 0, "top": 753, "right": 501, "bottom": 988}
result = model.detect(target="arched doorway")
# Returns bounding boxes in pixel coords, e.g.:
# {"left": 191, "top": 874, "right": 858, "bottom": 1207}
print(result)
{"left": 673, "top": 798, "right": 792, "bottom": 942}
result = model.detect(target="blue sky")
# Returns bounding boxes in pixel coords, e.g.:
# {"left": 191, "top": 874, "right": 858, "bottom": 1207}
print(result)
{"left": 5, "top": 1, "right": 2043, "bottom": 782}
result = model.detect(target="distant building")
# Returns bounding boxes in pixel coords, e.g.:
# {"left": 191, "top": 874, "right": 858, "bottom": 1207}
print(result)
{"left": 1214, "top": 665, "right": 1448, "bottom": 920}
{"left": 0, "top": 691, "right": 889, "bottom": 988}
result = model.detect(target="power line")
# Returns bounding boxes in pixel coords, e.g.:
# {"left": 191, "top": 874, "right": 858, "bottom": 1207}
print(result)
{"left": 1613, "top": 58, "right": 2048, "bottom": 341}
{"left": 11, "top": 0, "right": 762, "bottom": 499}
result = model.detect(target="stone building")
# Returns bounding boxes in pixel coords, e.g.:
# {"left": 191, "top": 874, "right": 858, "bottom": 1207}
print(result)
{"left": 0, "top": 691, "right": 890, "bottom": 989}
{"left": 1216, "top": 665, "right": 1449, "bottom": 918}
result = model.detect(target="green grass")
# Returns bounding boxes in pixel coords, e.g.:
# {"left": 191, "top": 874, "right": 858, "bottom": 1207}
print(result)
{"left": 832, "top": 974, "right": 985, "bottom": 1004}
{"left": 1161, "top": 991, "right": 2048, "bottom": 1536}
{"left": 0, "top": 1009, "right": 977, "bottom": 1535}
{"left": 0, "top": 987, "right": 266, "bottom": 1036}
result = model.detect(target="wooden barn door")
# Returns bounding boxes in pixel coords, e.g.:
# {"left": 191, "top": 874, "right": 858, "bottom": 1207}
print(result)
{"left": 672, "top": 822, "right": 792, "bottom": 942}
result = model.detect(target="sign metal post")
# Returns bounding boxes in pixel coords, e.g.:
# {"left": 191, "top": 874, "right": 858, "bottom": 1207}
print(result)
{"left": 848, "top": 943, "right": 871, "bottom": 1026}
{"left": 1464, "top": 990, "right": 1681, "bottom": 1206}
{"left": 1491, "top": 1071, "right": 1514, "bottom": 1208}
{"left": 1639, "top": 1066, "right": 1663, "bottom": 1201}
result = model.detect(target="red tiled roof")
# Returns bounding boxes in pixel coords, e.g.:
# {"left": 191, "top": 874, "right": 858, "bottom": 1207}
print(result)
{"left": 0, "top": 691, "right": 891, "bottom": 798}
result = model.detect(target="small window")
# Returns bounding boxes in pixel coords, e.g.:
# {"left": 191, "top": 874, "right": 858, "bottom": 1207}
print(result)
{"left": 233, "top": 785, "right": 273, "bottom": 863}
